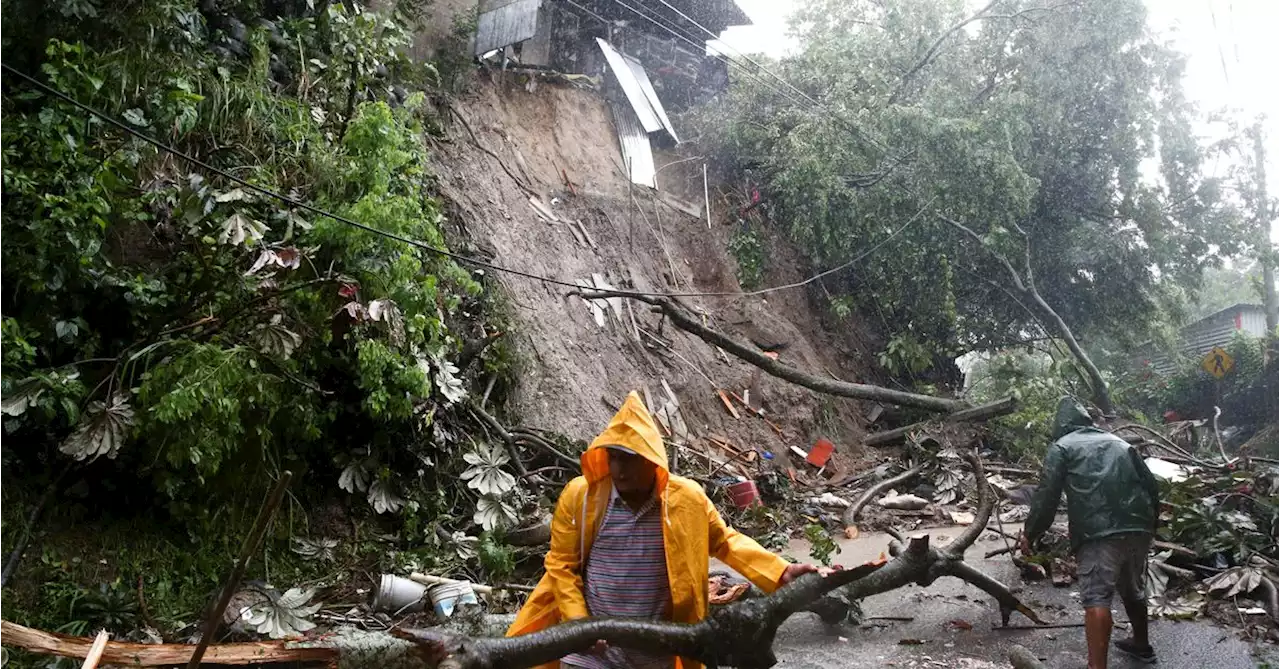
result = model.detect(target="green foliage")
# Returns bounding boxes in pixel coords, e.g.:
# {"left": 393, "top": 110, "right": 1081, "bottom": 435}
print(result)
{"left": 877, "top": 332, "right": 933, "bottom": 377}
{"left": 1159, "top": 463, "right": 1277, "bottom": 565}
{"left": 966, "top": 347, "right": 1080, "bottom": 460}
{"left": 477, "top": 531, "right": 516, "bottom": 581}
{"left": 803, "top": 523, "right": 840, "bottom": 566}
{"left": 0, "top": 1, "right": 511, "bottom": 639}
{"left": 692, "top": 0, "right": 1257, "bottom": 362}
{"left": 727, "top": 222, "right": 767, "bottom": 289}
{"left": 1126, "top": 332, "right": 1276, "bottom": 428}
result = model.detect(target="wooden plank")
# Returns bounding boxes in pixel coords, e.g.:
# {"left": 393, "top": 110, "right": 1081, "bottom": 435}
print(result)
{"left": 0, "top": 621, "right": 338, "bottom": 667}
{"left": 717, "top": 390, "right": 740, "bottom": 419}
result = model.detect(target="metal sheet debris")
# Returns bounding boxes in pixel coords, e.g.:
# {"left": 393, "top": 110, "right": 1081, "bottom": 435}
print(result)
{"left": 474, "top": 0, "right": 542, "bottom": 56}
{"left": 609, "top": 100, "right": 656, "bottom": 187}
{"left": 595, "top": 38, "right": 678, "bottom": 142}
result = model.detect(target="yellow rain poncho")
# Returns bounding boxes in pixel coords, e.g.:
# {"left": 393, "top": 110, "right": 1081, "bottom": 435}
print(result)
{"left": 507, "top": 391, "right": 789, "bottom": 669}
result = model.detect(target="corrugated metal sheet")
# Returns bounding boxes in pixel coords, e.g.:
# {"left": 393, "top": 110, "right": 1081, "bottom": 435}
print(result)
{"left": 596, "top": 38, "right": 678, "bottom": 143}
{"left": 609, "top": 99, "right": 655, "bottom": 188}
{"left": 474, "top": 0, "right": 542, "bottom": 56}
{"left": 1136, "top": 304, "right": 1268, "bottom": 376}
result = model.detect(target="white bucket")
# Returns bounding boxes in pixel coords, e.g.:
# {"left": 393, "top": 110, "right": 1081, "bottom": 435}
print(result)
{"left": 372, "top": 574, "right": 427, "bottom": 614}
{"left": 428, "top": 580, "right": 479, "bottom": 618}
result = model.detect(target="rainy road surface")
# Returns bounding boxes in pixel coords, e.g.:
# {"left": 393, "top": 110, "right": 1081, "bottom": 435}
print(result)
{"left": 715, "top": 526, "right": 1269, "bottom": 669}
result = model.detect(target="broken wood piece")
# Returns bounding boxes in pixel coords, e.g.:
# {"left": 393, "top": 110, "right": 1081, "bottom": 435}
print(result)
{"left": 80, "top": 630, "right": 109, "bottom": 669}
{"left": 1152, "top": 540, "right": 1197, "bottom": 558}
{"left": 0, "top": 621, "right": 339, "bottom": 666}
{"left": 728, "top": 391, "right": 765, "bottom": 418}
{"left": 575, "top": 220, "right": 598, "bottom": 250}
{"left": 561, "top": 168, "right": 577, "bottom": 196}
{"left": 864, "top": 396, "right": 1017, "bottom": 447}
{"left": 566, "top": 220, "right": 587, "bottom": 246}
{"left": 842, "top": 464, "right": 924, "bottom": 527}
{"left": 409, "top": 573, "right": 535, "bottom": 596}
{"left": 528, "top": 196, "right": 560, "bottom": 223}
{"left": 717, "top": 390, "right": 740, "bottom": 418}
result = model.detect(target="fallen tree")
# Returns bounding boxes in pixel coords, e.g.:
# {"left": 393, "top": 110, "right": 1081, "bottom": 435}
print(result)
{"left": 390, "top": 452, "right": 1043, "bottom": 669}
{"left": 573, "top": 290, "right": 964, "bottom": 413}
{"left": 2, "top": 456, "right": 1042, "bottom": 669}
{"left": 864, "top": 396, "right": 1018, "bottom": 447}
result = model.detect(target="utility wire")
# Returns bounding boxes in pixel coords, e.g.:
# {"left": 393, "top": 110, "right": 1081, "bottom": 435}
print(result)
{"left": 608, "top": 0, "right": 814, "bottom": 111}
{"left": 646, "top": 0, "right": 884, "bottom": 150}
{"left": 1, "top": 63, "right": 924, "bottom": 300}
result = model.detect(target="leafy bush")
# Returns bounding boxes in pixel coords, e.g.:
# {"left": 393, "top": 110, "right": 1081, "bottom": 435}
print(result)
{"left": 965, "top": 347, "right": 1082, "bottom": 461}
{"left": 727, "top": 222, "right": 766, "bottom": 289}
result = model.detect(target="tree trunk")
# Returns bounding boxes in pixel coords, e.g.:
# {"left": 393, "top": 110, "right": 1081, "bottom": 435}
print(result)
{"left": 864, "top": 396, "right": 1017, "bottom": 447}
{"left": 938, "top": 215, "right": 1114, "bottom": 414}
{"left": 1252, "top": 125, "right": 1278, "bottom": 336}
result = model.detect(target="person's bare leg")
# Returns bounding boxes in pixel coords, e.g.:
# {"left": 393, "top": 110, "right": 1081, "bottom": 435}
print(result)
{"left": 1120, "top": 596, "right": 1149, "bottom": 647}
{"left": 1085, "top": 606, "right": 1112, "bottom": 669}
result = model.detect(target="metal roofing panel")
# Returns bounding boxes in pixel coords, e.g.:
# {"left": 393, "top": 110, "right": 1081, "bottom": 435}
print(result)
{"left": 597, "top": 38, "right": 662, "bottom": 133}
{"left": 609, "top": 99, "right": 656, "bottom": 188}
{"left": 474, "top": 0, "right": 542, "bottom": 56}
{"left": 597, "top": 37, "right": 679, "bottom": 143}
{"left": 624, "top": 54, "right": 679, "bottom": 143}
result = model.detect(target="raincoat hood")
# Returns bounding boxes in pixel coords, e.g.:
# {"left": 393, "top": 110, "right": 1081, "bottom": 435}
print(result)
{"left": 1051, "top": 396, "right": 1093, "bottom": 440}
{"left": 582, "top": 391, "right": 669, "bottom": 485}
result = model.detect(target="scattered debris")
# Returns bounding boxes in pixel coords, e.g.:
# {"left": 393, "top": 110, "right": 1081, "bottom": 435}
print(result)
{"left": 948, "top": 510, "right": 976, "bottom": 525}
{"left": 806, "top": 439, "right": 835, "bottom": 468}
{"left": 878, "top": 493, "right": 930, "bottom": 511}
{"left": 807, "top": 492, "right": 852, "bottom": 509}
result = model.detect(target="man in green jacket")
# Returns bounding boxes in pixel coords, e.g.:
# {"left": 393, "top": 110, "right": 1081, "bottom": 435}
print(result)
{"left": 1023, "top": 397, "right": 1161, "bottom": 668}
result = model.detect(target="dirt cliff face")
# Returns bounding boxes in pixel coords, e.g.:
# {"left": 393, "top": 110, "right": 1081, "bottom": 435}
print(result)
{"left": 430, "top": 74, "right": 884, "bottom": 478}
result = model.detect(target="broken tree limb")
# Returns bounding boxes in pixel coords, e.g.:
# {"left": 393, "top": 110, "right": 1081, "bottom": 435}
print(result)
{"left": 842, "top": 465, "right": 925, "bottom": 527}
{"left": 395, "top": 452, "right": 1041, "bottom": 669}
{"left": 1, "top": 462, "right": 71, "bottom": 587}
{"left": 469, "top": 405, "right": 530, "bottom": 478}
{"left": 864, "top": 396, "right": 1017, "bottom": 447}
{"left": 573, "top": 290, "right": 964, "bottom": 413}
{"left": 187, "top": 471, "right": 292, "bottom": 669}
{"left": 0, "top": 621, "right": 340, "bottom": 666}
{"left": 938, "top": 215, "right": 1113, "bottom": 414}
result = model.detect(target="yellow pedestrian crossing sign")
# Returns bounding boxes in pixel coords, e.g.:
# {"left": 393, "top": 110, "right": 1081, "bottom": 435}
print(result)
{"left": 1201, "top": 346, "right": 1234, "bottom": 379}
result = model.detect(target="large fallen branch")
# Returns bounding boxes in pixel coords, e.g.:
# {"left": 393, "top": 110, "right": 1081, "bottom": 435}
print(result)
{"left": 393, "top": 452, "right": 1041, "bottom": 669}
{"left": 574, "top": 290, "right": 964, "bottom": 413}
{"left": 841, "top": 464, "right": 924, "bottom": 526}
{"left": 864, "top": 396, "right": 1017, "bottom": 447}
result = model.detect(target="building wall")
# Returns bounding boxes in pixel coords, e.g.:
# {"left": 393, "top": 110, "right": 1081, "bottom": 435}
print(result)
{"left": 1139, "top": 304, "right": 1267, "bottom": 376}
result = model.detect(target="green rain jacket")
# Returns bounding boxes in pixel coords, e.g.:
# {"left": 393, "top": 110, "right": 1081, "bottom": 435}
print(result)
{"left": 1024, "top": 398, "right": 1160, "bottom": 550}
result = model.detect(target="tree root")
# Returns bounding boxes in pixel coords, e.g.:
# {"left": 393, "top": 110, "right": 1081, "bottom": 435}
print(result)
{"left": 394, "top": 452, "right": 1042, "bottom": 669}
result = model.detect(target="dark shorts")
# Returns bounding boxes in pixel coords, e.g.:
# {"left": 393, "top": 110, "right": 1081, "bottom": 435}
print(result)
{"left": 1077, "top": 533, "right": 1150, "bottom": 608}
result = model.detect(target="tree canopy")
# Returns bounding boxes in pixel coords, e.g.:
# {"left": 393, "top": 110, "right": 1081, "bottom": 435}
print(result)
{"left": 696, "top": 0, "right": 1258, "bottom": 362}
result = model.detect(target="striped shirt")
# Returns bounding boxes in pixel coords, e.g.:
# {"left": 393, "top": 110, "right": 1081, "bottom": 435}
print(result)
{"left": 562, "top": 487, "right": 671, "bottom": 669}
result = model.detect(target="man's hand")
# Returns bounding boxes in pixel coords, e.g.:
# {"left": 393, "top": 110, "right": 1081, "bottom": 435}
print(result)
{"left": 780, "top": 562, "right": 839, "bottom": 585}
{"left": 1017, "top": 531, "right": 1032, "bottom": 556}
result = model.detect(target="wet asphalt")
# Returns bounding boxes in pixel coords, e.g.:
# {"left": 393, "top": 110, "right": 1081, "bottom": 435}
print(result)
{"left": 718, "top": 526, "right": 1272, "bottom": 669}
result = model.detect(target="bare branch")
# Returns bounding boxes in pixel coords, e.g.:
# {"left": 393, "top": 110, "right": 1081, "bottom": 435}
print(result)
{"left": 887, "top": 1, "right": 1080, "bottom": 106}
{"left": 842, "top": 464, "right": 925, "bottom": 526}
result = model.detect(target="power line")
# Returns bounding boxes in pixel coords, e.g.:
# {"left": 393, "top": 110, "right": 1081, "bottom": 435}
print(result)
{"left": 607, "top": 0, "right": 814, "bottom": 111}
{"left": 614, "top": 0, "right": 885, "bottom": 150}
{"left": 1, "top": 63, "right": 922, "bottom": 301}
{"left": 651, "top": 0, "right": 822, "bottom": 109}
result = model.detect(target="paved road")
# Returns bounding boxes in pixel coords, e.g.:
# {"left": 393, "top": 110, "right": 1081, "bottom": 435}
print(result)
{"left": 721, "top": 527, "right": 1266, "bottom": 669}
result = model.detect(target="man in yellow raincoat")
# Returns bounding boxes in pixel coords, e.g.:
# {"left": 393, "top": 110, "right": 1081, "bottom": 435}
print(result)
{"left": 507, "top": 391, "right": 821, "bottom": 669}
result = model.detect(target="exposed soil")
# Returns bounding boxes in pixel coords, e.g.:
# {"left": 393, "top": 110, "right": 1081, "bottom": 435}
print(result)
{"left": 431, "top": 72, "right": 894, "bottom": 481}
